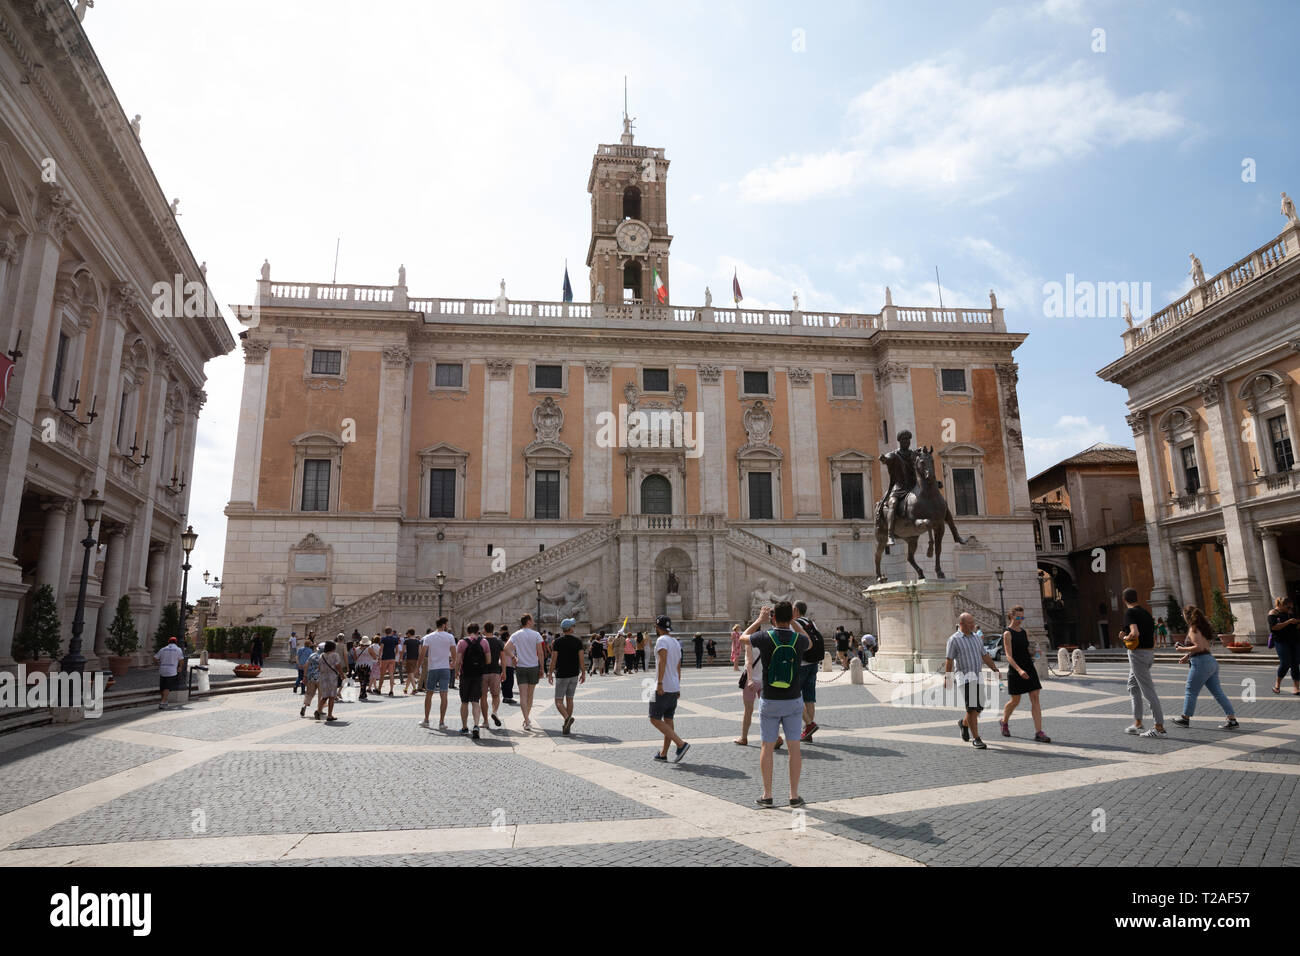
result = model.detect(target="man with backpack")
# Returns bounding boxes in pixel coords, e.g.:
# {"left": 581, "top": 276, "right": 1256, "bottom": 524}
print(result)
{"left": 456, "top": 623, "right": 491, "bottom": 740}
{"left": 741, "top": 602, "right": 812, "bottom": 807}
{"left": 794, "top": 601, "right": 825, "bottom": 742}
{"left": 481, "top": 622, "right": 505, "bottom": 728}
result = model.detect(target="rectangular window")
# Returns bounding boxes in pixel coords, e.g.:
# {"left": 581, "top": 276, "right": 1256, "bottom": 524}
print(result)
{"left": 748, "top": 471, "right": 773, "bottom": 519}
{"left": 1130, "top": 496, "right": 1145, "bottom": 523}
{"left": 429, "top": 468, "right": 456, "bottom": 518}
{"left": 434, "top": 363, "right": 463, "bottom": 388}
{"left": 831, "top": 373, "right": 856, "bottom": 397}
{"left": 311, "top": 350, "right": 342, "bottom": 375}
{"left": 1268, "top": 414, "right": 1295, "bottom": 471}
{"left": 51, "top": 333, "right": 69, "bottom": 402}
{"left": 840, "top": 472, "right": 866, "bottom": 519}
{"left": 953, "top": 468, "right": 978, "bottom": 516}
{"left": 301, "top": 459, "right": 331, "bottom": 512}
{"left": 535, "top": 470, "right": 560, "bottom": 519}
{"left": 743, "top": 370, "right": 769, "bottom": 395}
{"left": 534, "top": 365, "right": 563, "bottom": 390}
{"left": 1180, "top": 444, "right": 1200, "bottom": 494}
{"left": 643, "top": 368, "right": 669, "bottom": 392}
{"left": 940, "top": 368, "right": 967, "bottom": 392}
{"left": 1049, "top": 524, "right": 1065, "bottom": 546}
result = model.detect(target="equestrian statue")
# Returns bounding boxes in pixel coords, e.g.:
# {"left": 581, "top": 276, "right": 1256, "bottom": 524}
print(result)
{"left": 874, "top": 430, "right": 965, "bottom": 581}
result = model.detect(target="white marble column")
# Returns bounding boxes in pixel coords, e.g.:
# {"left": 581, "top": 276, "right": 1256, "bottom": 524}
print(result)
{"left": 1260, "top": 530, "right": 1287, "bottom": 605}
{"left": 145, "top": 546, "right": 167, "bottom": 642}
{"left": 583, "top": 361, "right": 612, "bottom": 516}
{"left": 94, "top": 525, "right": 128, "bottom": 657}
{"left": 373, "top": 346, "right": 410, "bottom": 513}
{"left": 229, "top": 340, "right": 269, "bottom": 507}
{"left": 1175, "top": 545, "right": 1197, "bottom": 608}
{"left": 37, "top": 499, "right": 72, "bottom": 604}
{"left": 786, "top": 369, "right": 821, "bottom": 517}
{"left": 1128, "top": 413, "right": 1176, "bottom": 606}
{"left": 698, "top": 365, "right": 726, "bottom": 515}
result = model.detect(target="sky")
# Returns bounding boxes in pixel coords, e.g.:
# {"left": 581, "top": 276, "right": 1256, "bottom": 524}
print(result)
{"left": 76, "top": 0, "right": 1300, "bottom": 600}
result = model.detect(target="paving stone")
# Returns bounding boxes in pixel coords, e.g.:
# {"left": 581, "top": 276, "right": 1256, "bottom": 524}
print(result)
{"left": 0, "top": 733, "right": 176, "bottom": 816}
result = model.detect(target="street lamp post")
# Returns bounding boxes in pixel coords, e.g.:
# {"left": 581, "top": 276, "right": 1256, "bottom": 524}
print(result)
{"left": 62, "top": 490, "right": 105, "bottom": 674}
{"left": 995, "top": 566, "right": 1007, "bottom": 627}
{"left": 177, "top": 526, "right": 198, "bottom": 682}
{"left": 435, "top": 570, "right": 446, "bottom": 619}
{"left": 535, "top": 578, "right": 542, "bottom": 625}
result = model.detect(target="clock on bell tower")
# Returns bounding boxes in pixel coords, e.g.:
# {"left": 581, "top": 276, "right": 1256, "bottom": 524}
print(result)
{"left": 586, "top": 108, "right": 672, "bottom": 306}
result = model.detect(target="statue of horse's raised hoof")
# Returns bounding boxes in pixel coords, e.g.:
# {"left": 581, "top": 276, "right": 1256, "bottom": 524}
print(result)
{"left": 936, "top": 569, "right": 946, "bottom": 579}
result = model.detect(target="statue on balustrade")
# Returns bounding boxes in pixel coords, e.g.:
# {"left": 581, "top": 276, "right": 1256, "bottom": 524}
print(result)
{"left": 873, "top": 430, "right": 965, "bottom": 582}
{"left": 493, "top": 279, "right": 508, "bottom": 313}
{"left": 1188, "top": 254, "right": 1205, "bottom": 287}
{"left": 595, "top": 282, "right": 605, "bottom": 304}
{"left": 1283, "top": 192, "right": 1298, "bottom": 225}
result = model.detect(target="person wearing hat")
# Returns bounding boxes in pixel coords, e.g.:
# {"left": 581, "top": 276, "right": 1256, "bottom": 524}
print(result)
{"left": 354, "top": 636, "right": 374, "bottom": 701}
{"left": 548, "top": 618, "right": 586, "bottom": 735}
{"left": 649, "top": 616, "right": 689, "bottom": 763}
{"left": 154, "top": 636, "right": 185, "bottom": 710}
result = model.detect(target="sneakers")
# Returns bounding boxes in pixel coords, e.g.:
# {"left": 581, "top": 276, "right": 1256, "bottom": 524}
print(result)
{"left": 999, "top": 719, "right": 1010, "bottom": 738}
{"left": 1139, "top": 727, "right": 1166, "bottom": 738}
{"left": 653, "top": 753, "right": 668, "bottom": 762}
{"left": 673, "top": 742, "right": 691, "bottom": 763}
{"left": 1220, "top": 718, "right": 1240, "bottom": 730}
{"left": 471, "top": 727, "right": 480, "bottom": 740}
{"left": 563, "top": 716, "right": 574, "bottom": 733}
{"left": 300, "top": 706, "right": 307, "bottom": 718}
{"left": 803, "top": 721, "right": 819, "bottom": 741}
{"left": 1034, "top": 730, "right": 1051, "bottom": 743}
{"left": 789, "top": 796, "right": 806, "bottom": 808}
{"left": 419, "top": 719, "right": 429, "bottom": 727}
{"left": 459, "top": 726, "right": 469, "bottom": 735}
{"left": 1125, "top": 725, "right": 1142, "bottom": 735}
{"left": 491, "top": 713, "right": 502, "bottom": 727}
{"left": 971, "top": 737, "right": 987, "bottom": 749}
{"left": 958, "top": 719, "right": 970, "bottom": 742}
{"left": 754, "top": 796, "right": 774, "bottom": 808}
{"left": 1172, "top": 716, "right": 1190, "bottom": 727}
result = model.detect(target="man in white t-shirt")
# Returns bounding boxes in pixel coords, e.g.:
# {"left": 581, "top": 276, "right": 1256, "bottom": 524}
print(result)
{"left": 418, "top": 616, "right": 457, "bottom": 728}
{"left": 505, "top": 614, "right": 547, "bottom": 731}
{"left": 155, "top": 636, "right": 186, "bottom": 710}
{"left": 649, "top": 616, "right": 689, "bottom": 763}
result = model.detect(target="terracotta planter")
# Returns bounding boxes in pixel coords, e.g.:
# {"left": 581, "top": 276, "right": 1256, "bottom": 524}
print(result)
{"left": 233, "top": 664, "right": 262, "bottom": 678}
{"left": 1227, "top": 643, "right": 1253, "bottom": 654}
{"left": 108, "top": 656, "right": 132, "bottom": 677}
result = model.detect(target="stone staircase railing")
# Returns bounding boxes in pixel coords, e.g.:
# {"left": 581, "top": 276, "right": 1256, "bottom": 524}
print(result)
{"left": 954, "top": 593, "right": 1005, "bottom": 633}
{"left": 727, "top": 526, "right": 866, "bottom": 606}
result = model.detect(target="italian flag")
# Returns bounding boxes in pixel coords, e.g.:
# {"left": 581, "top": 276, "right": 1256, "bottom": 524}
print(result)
{"left": 652, "top": 268, "right": 667, "bottom": 304}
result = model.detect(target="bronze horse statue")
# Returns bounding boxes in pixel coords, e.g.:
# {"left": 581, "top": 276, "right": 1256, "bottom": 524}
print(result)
{"left": 873, "top": 445, "right": 965, "bottom": 581}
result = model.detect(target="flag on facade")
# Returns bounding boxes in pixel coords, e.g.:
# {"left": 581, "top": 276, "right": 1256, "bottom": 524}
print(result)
{"left": 562, "top": 263, "right": 573, "bottom": 303}
{"left": 732, "top": 269, "right": 743, "bottom": 304}
{"left": 652, "top": 268, "right": 667, "bottom": 304}
{"left": 0, "top": 354, "right": 13, "bottom": 411}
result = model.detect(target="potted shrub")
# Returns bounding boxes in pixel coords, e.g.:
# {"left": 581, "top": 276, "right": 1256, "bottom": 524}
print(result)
{"left": 1166, "top": 596, "right": 1188, "bottom": 644}
{"left": 105, "top": 595, "right": 139, "bottom": 676}
{"left": 1209, "top": 588, "right": 1238, "bottom": 643}
{"left": 154, "top": 602, "right": 182, "bottom": 651}
{"left": 14, "top": 584, "right": 62, "bottom": 674}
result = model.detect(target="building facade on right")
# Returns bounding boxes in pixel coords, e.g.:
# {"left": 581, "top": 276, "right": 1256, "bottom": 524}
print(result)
{"left": 1098, "top": 217, "right": 1300, "bottom": 642}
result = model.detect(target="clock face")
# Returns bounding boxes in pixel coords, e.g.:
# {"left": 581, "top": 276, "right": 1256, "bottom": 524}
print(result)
{"left": 616, "top": 220, "right": 650, "bottom": 254}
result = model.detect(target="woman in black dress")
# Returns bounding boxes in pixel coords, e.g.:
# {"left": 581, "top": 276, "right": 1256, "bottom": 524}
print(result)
{"left": 999, "top": 605, "right": 1050, "bottom": 742}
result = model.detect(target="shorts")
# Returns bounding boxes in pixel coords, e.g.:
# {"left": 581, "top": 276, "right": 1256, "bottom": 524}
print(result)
{"left": 516, "top": 665, "right": 541, "bottom": 685}
{"left": 481, "top": 672, "right": 502, "bottom": 697}
{"left": 799, "top": 662, "right": 819, "bottom": 703}
{"left": 960, "top": 680, "right": 985, "bottom": 713}
{"left": 648, "top": 691, "right": 679, "bottom": 720}
{"left": 836, "top": 641, "right": 850, "bottom": 654}
{"left": 742, "top": 677, "right": 761, "bottom": 704}
{"left": 159, "top": 674, "right": 180, "bottom": 691}
{"left": 554, "top": 675, "right": 579, "bottom": 699}
{"left": 459, "top": 673, "right": 483, "bottom": 702}
{"left": 759, "top": 695, "right": 803, "bottom": 743}
{"left": 425, "top": 668, "right": 452, "bottom": 693}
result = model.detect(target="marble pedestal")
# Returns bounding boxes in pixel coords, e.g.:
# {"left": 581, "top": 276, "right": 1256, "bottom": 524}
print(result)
{"left": 864, "top": 579, "right": 967, "bottom": 674}
{"left": 665, "top": 593, "right": 683, "bottom": 623}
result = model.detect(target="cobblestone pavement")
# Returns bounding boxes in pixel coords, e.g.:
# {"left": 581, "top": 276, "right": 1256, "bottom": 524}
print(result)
{"left": 0, "top": 660, "right": 1294, "bottom": 866}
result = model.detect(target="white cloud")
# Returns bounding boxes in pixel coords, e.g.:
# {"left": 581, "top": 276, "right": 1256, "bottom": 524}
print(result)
{"left": 738, "top": 60, "right": 1185, "bottom": 202}
{"left": 1025, "top": 414, "right": 1110, "bottom": 474}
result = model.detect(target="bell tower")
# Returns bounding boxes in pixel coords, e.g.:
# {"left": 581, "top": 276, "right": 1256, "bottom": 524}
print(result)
{"left": 586, "top": 89, "right": 671, "bottom": 306}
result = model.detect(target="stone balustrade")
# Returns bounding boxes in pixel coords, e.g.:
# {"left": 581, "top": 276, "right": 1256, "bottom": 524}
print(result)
{"left": 1123, "top": 226, "right": 1299, "bottom": 354}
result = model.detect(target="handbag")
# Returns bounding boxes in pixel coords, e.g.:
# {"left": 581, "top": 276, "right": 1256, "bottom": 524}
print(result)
{"left": 1123, "top": 631, "right": 1139, "bottom": 650}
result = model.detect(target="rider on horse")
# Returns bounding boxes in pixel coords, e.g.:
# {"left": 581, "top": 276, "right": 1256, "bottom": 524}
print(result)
{"left": 880, "top": 429, "right": 921, "bottom": 547}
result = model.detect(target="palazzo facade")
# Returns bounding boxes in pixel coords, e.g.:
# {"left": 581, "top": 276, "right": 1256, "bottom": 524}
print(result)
{"left": 219, "top": 120, "right": 1040, "bottom": 647}
{"left": 0, "top": 0, "right": 233, "bottom": 666}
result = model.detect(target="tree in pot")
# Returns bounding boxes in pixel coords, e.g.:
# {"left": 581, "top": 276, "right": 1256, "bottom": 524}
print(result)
{"left": 105, "top": 595, "right": 139, "bottom": 676}
{"left": 154, "top": 602, "right": 184, "bottom": 652}
{"left": 1209, "top": 588, "right": 1244, "bottom": 648}
{"left": 15, "top": 584, "right": 62, "bottom": 674}
{"left": 1166, "top": 595, "right": 1188, "bottom": 641}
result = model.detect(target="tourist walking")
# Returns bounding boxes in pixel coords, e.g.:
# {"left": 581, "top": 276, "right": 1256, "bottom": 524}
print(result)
{"left": 293, "top": 637, "right": 312, "bottom": 694}
{"left": 401, "top": 629, "right": 421, "bottom": 694}
{"left": 610, "top": 627, "right": 626, "bottom": 675}
{"left": 1269, "top": 597, "right": 1300, "bottom": 695}
{"left": 730, "top": 624, "right": 742, "bottom": 670}
{"left": 945, "top": 612, "right": 1000, "bottom": 749}
{"left": 1156, "top": 617, "right": 1169, "bottom": 648}
{"left": 548, "top": 618, "right": 586, "bottom": 735}
{"left": 734, "top": 633, "right": 764, "bottom": 747}
{"left": 1120, "top": 587, "right": 1166, "bottom": 738}
{"left": 741, "top": 602, "right": 812, "bottom": 806}
{"left": 250, "top": 632, "right": 264, "bottom": 668}
{"left": 835, "top": 626, "right": 852, "bottom": 670}
{"left": 795, "top": 601, "right": 824, "bottom": 742}
{"left": 316, "top": 640, "right": 343, "bottom": 722}
{"left": 353, "top": 637, "right": 373, "bottom": 701}
{"left": 635, "top": 631, "right": 646, "bottom": 672}
{"left": 376, "top": 627, "right": 400, "bottom": 696}
{"left": 999, "top": 606, "right": 1049, "bottom": 742}
{"left": 624, "top": 631, "right": 636, "bottom": 672}
{"left": 455, "top": 624, "right": 491, "bottom": 739}
{"left": 1172, "top": 605, "right": 1238, "bottom": 728}
{"left": 481, "top": 622, "right": 505, "bottom": 726}
{"left": 418, "top": 617, "right": 457, "bottom": 729}
{"left": 588, "top": 631, "right": 604, "bottom": 675}
{"left": 300, "top": 643, "right": 323, "bottom": 718}
{"left": 154, "top": 636, "right": 185, "bottom": 710}
{"left": 506, "top": 615, "right": 546, "bottom": 730}
{"left": 649, "top": 616, "right": 689, "bottom": 762}
{"left": 707, "top": 638, "right": 717, "bottom": 662}
{"left": 692, "top": 632, "right": 704, "bottom": 668}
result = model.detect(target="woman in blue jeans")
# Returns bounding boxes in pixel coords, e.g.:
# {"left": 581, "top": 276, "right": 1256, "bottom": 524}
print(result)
{"left": 1269, "top": 597, "right": 1300, "bottom": 695}
{"left": 1172, "top": 605, "right": 1238, "bottom": 729}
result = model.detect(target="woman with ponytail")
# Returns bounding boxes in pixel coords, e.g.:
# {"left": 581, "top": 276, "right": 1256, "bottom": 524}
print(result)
{"left": 1172, "top": 605, "right": 1238, "bottom": 729}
